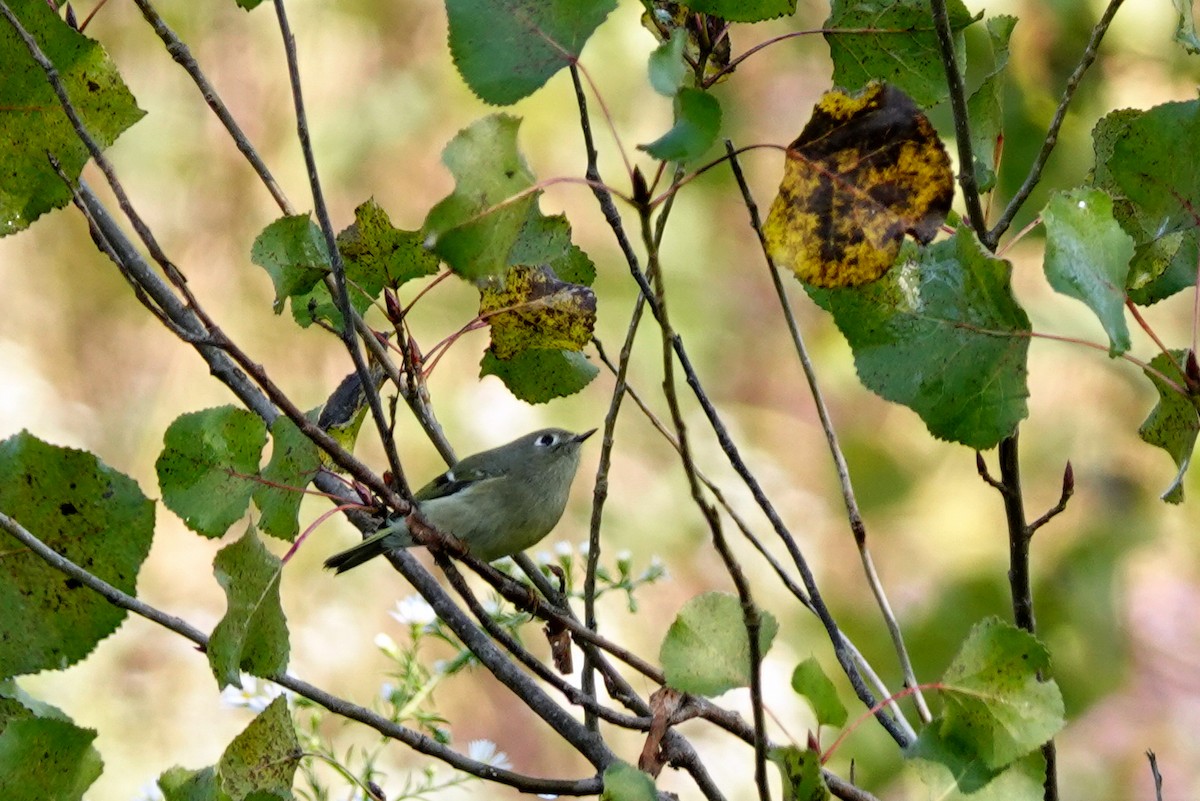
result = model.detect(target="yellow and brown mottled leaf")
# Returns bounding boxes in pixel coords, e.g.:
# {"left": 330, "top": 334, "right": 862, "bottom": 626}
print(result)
{"left": 480, "top": 265, "right": 597, "bottom": 360}
{"left": 763, "top": 83, "right": 954, "bottom": 288}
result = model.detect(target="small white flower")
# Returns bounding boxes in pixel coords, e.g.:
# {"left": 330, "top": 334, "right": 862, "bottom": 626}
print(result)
{"left": 132, "top": 781, "right": 165, "bottom": 801}
{"left": 616, "top": 549, "right": 632, "bottom": 565}
{"left": 389, "top": 595, "right": 437, "bottom": 627}
{"left": 220, "top": 675, "right": 288, "bottom": 712}
{"left": 467, "top": 739, "right": 512, "bottom": 770}
{"left": 481, "top": 597, "right": 503, "bottom": 616}
{"left": 554, "top": 541, "right": 573, "bottom": 558}
{"left": 374, "top": 632, "right": 400, "bottom": 659}
{"left": 379, "top": 681, "right": 397, "bottom": 702}
{"left": 577, "top": 540, "right": 590, "bottom": 555}
{"left": 432, "top": 659, "right": 449, "bottom": 675}
{"left": 535, "top": 550, "right": 552, "bottom": 565}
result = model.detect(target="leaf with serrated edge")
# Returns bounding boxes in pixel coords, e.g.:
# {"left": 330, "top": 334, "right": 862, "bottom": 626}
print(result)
{"left": 825, "top": 0, "right": 977, "bottom": 109}
{"left": 156, "top": 407, "right": 266, "bottom": 539}
{"left": 809, "top": 231, "right": 1029, "bottom": 449}
{"left": 660, "top": 592, "right": 778, "bottom": 697}
{"left": 0, "top": 0, "right": 144, "bottom": 234}
{"left": 480, "top": 265, "right": 597, "bottom": 360}
{"left": 1042, "top": 188, "right": 1133, "bottom": 356}
{"left": 252, "top": 413, "right": 321, "bottom": 542}
{"left": 446, "top": 0, "right": 616, "bottom": 105}
{"left": 938, "top": 618, "right": 1064, "bottom": 770}
{"left": 965, "top": 16, "right": 1016, "bottom": 193}
{"left": 423, "top": 115, "right": 538, "bottom": 283}
{"left": 0, "top": 433, "right": 154, "bottom": 679}
{"left": 1091, "top": 101, "right": 1200, "bottom": 305}
{"left": 217, "top": 697, "right": 299, "bottom": 801}
{"left": 208, "top": 526, "right": 289, "bottom": 688}
{"left": 250, "top": 215, "right": 330, "bottom": 315}
{"left": 1138, "top": 350, "right": 1199, "bottom": 503}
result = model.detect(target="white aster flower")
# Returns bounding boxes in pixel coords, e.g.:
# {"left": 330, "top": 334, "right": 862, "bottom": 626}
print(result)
{"left": 220, "top": 675, "right": 288, "bottom": 712}
{"left": 467, "top": 739, "right": 512, "bottom": 770}
{"left": 389, "top": 595, "right": 437, "bottom": 628}
{"left": 374, "top": 632, "right": 400, "bottom": 659}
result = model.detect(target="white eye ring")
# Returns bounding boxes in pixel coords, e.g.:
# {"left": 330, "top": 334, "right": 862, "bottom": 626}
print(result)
{"left": 535, "top": 433, "right": 558, "bottom": 447}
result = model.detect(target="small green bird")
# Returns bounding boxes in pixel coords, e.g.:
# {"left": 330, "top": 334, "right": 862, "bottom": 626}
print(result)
{"left": 324, "top": 428, "right": 595, "bottom": 572}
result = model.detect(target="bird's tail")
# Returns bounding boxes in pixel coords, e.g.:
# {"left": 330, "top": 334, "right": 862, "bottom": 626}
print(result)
{"left": 323, "top": 520, "right": 411, "bottom": 574}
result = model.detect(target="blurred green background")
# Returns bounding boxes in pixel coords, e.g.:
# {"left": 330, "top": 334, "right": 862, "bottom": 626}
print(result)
{"left": 3, "top": 0, "right": 1200, "bottom": 799}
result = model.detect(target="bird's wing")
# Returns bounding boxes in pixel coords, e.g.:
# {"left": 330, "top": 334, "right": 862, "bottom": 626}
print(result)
{"left": 414, "top": 464, "right": 496, "bottom": 501}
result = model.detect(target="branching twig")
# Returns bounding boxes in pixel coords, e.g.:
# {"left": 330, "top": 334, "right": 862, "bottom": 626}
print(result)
{"left": 725, "top": 141, "right": 931, "bottom": 726}
{"left": 271, "top": 0, "right": 409, "bottom": 498}
{"left": 131, "top": 0, "right": 293, "bottom": 215}
{"left": 0, "top": 512, "right": 603, "bottom": 796}
{"left": 986, "top": 0, "right": 1128, "bottom": 248}
{"left": 995, "top": 435, "right": 1060, "bottom": 801}
{"left": 1146, "top": 750, "right": 1163, "bottom": 801}
{"left": 571, "top": 54, "right": 908, "bottom": 748}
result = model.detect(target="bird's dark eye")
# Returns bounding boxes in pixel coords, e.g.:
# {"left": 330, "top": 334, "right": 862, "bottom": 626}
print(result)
{"left": 535, "top": 433, "right": 558, "bottom": 447}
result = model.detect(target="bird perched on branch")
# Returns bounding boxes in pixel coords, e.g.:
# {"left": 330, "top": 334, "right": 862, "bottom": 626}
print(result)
{"left": 324, "top": 428, "right": 595, "bottom": 572}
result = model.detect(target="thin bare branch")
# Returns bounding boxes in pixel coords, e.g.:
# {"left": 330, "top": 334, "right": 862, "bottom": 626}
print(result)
{"left": 271, "top": 0, "right": 408, "bottom": 496}
{"left": 724, "top": 141, "right": 929, "bottom": 726}
{"left": 130, "top": 0, "right": 293, "bottom": 215}
{"left": 987, "top": 0, "right": 1127, "bottom": 248}
{"left": 929, "top": 0, "right": 987, "bottom": 236}
{"left": 0, "top": 512, "right": 603, "bottom": 795}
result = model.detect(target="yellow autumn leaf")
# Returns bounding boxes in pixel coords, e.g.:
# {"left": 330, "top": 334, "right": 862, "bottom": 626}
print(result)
{"left": 763, "top": 83, "right": 954, "bottom": 288}
{"left": 479, "top": 264, "right": 597, "bottom": 360}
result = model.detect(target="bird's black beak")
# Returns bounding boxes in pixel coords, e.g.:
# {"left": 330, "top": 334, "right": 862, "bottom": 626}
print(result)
{"left": 575, "top": 429, "right": 597, "bottom": 443}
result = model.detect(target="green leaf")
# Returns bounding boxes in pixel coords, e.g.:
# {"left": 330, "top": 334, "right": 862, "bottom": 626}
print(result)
{"left": 480, "top": 265, "right": 597, "bottom": 360}
{"left": 507, "top": 207, "right": 597, "bottom": 285}
{"left": 1173, "top": 0, "right": 1200, "bottom": 54}
{"left": 423, "top": 114, "right": 538, "bottom": 283}
{"left": 0, "top": 0, "right": 145, "bottom": 235}
{"left": 158, "top": 765, "right": 221, "bottom": 801}
{"left": 0, "top": 717, "right": 103, "bottom": 801}
{"left": 808, "top": 231, "right": 1030, "bottom": 449}
{"left": 600, "top": 761, "right": 656, "bottom": 801}
{"left": 208, "top": 526, "right": 289, "bottom": 689}
{"left": 336, "top": 199, "right": 439, "bottom": 291}
{"left": 252, "top": 414, "right": 320, "bottom": 542}
{"left": 249, "top": 216, "right": 330, "bottom": 315}
{"left": 769, "top": 746, "right": 829, "bottom": 801}
{"left": 446, "top": 0, "right": 616, "bottom": 105}
{"left": 825, "top": 0, "right": 977, "bottom": 109}
{"left": 937, "top": 618, "right": 1064, "bottom": 770}
{"left": 1138, "top": 350, "right": 1199, "bottom": 503}
{"left": 157, "top": 407, "right": 267, "bottom": 538}
{"left": 965, "top": 15, "right": 1015, "bottom": 193}
{"left": 1041, "top": 188, "right": 1134, "bottom": 356}
{"left": 677, "top": 0, "right": 796, "bottom": 22}
{"left": 790, "top": 658, "right": 847, "bottom": 728}
{"left": 217, "top": 696, "right": 299, "bottom": 801}
{"left": 1091, "top": 100, "right": 1200, "bottom": 304}
{"left": 648, "top": 29, "right": 688, "bottom": 96}
{"left": 480, "top": 348, "right": 598, "bottom": 404}
{"left": 640, "top": 87, "right": 722, "bottom": 162}
{"left": 908, "top": 739, "right": 1045, "bottom": 800}
{"left": 660, "top": 592, "right": 778, "bottom": 697}
{"left": 0, "top": 432, "right": 154, "bottom": 679}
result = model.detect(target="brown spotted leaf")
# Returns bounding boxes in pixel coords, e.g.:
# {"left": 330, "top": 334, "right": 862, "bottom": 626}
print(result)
{"left": 480, "top": 265, "right": 597, "bottom": 360}
{"left": 764, "top": 83, "right": 954, "bottom": 288}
